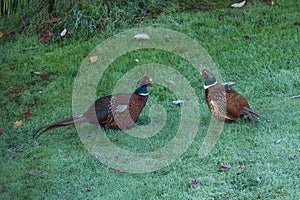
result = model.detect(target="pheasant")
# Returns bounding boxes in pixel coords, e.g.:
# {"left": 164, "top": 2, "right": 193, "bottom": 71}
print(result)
{"left": 34, "top": 76, "right": 151, "bottom": 137}
{"left": 201, "top": 69, "right": 267, "bottom": 123}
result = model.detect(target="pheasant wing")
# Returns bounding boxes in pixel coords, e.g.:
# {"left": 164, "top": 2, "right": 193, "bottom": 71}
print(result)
{"left": 208, "top": 85, "right": 236, "bottom": 121}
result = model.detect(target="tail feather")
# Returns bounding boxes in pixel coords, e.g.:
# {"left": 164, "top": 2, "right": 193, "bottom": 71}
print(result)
{"left": 242, "top": 107, "right": 269, "bottom": 122}
{"left": 34, "top": 115, "right": 87, "bottom": 138}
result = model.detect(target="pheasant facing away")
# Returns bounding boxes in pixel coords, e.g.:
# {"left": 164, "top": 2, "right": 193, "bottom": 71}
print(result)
{"left": 34, "top": 76, "right": 151, "bottom": 137}
{"left": 201, "top": 69, "right": 268, "bottom": 123}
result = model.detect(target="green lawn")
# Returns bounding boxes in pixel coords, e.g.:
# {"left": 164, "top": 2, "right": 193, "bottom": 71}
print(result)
{"left": 1, "top": 1, "right": 299, "bottom": 199}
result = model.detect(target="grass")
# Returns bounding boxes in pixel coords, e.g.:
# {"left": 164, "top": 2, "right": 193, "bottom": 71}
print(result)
{"left": 1, "top": 0, "right": 299, "bottom": 199}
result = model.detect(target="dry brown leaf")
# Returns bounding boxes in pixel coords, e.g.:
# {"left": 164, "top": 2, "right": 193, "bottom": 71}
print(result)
{"left": 13, "top": 120, "right": 23, "bottom": 128}
{"left": 0, "top": 128, "right": 5, "bottom": 134}
{"left": 22, "top": 111, "right": 31, "bottom": 118}
{"left": 0, "top": 31, "right": 3, "bottom": 38}
{"left": 89, "top": 56, "right": 98, "bottom": 63}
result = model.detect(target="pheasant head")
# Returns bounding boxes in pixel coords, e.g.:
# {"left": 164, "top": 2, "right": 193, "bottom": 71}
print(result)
{"left": 202, "top": 69, "right": 217, "bottom": 89}
{"left": 135, "top": 76, "right": 151, "bottom": 95}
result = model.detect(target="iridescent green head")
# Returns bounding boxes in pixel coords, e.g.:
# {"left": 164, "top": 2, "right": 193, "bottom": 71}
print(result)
{"left": 135, "top": 76, "right": 151, "bottom": 95}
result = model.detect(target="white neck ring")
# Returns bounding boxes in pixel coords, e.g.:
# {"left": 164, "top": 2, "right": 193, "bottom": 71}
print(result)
{"left": 204, "top": 81, "right": 217, "bottom": 89}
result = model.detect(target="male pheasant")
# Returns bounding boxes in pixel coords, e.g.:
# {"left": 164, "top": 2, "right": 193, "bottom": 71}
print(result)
{"left": 34, "top": 76, "right": 151, "bottom": 137}
{"left": 201, "top": 69, "right": 267, "bottom": 123}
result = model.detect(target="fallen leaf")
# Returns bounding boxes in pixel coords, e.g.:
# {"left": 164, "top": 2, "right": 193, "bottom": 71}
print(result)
{"left": 271, "top": 1, "right": 275, "bottom": 6}
{"left": 31, "top": 71, "right": 42, "bottom": 75}
{"left": 0, "top": 128, "right": 5, "bottom": 134}
{"left": 275, "top": 139, "right": 282, "bottom": 144}
{"left": 39, "top": 74, "right": 48, "bottom": 80}
{"left": 22, "top": 111, "right": 31, "bottom": 118}
{"left": 166, "top": 80, "right": 176, "bottom": 86}
{"left": 232, "top": 37, "right": 240, "bottom": 40}
{"left": 94, "top": 152, "right": 101, "bottom": 159}
{"left": 220, "top": 163, "right": 231, "bottom": 170}
{"left": 89, "top": 56, "right": 98, "bottom": 63}
{"left": 39, "top": 37, "right": 51, "bottom": 43}
{"left": 133, "top": 33, "right": 150, "bottom": 40}
{"left": 0, "top": 31, "right": 3, "bottom": 38}
{"left": 40, "top": 29, "right": 51, "bottom": 37}
{"left": 231, "top": 0, "right": 246, "bottom": 8}
{"left": 31, "top": 71, "right": 49, "bottom": 80}
{"left": 244, "top": 35, "right": 254, "bottom": 40}
{"left": 114, "top": 168, "right": 124, "bottom": 173}
{"left": 172, "top": 100, "right": 184, "bottom": 105}
{"left": 222, "top": 197, "right": 231, "bottom": 200}
{"left": 28, "top": 171, "right": 40, "bottom": 176}
{"left": 32, "top": 141, "right": 39, "bottom": 146}
{"left": 46, "top": 19, "right": 58, "bottom": 24}
{"left": 13, "top": 120, "right": 23, "bottom": 128}
{"left": 190, "top": 179, "right": 199, "bottom": 186}
{"left": 60, "top": 28, "right": 67, "bottom": 37}
{"left": 288, "top": 155, "right": 297, "bottom": 160}
{"left": 6, "top": 148, "right": 15, "bottom": 153}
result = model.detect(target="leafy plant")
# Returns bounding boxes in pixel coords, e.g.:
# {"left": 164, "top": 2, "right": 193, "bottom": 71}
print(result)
{"left": 1, "top": 0, "right": 42, "bottom": 16}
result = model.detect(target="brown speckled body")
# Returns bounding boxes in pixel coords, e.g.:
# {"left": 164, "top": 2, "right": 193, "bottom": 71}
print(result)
{"left": 84, "top": 93, "right": 148, "bottom": 129}
{"left": 201, "top": 69, "right": 267, "bottom": 123}
{"left": 205, "top": 84, "right": 250, "bottom": 122}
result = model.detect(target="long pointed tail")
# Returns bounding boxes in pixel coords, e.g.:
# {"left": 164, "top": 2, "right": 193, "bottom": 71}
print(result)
{"left": 33, "top": 115, "right": 87, "bottom": 138}
{"left": 242, "top": 107, "right": 269, "bottom": 122}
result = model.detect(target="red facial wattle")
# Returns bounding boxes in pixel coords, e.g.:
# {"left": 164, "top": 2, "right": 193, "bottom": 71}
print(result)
{"left": 145, "top": 77, "right": 151, "bottom": 87}
{"left": 202, "top": 70, "right": 206, "bottom": 79}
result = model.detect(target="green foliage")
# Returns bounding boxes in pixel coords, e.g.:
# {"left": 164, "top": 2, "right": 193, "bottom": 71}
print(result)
{"left": 0, "top": 0, "right": 178, "bottom": 41}
{"left": 177, "top": 0, "right": 233, "bottom": 11}
{"left": 1, "top": 0, "right": 35, "bottom": 16}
